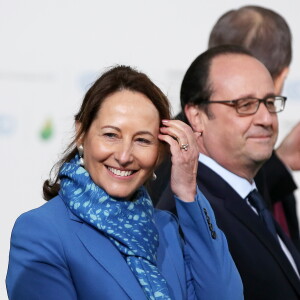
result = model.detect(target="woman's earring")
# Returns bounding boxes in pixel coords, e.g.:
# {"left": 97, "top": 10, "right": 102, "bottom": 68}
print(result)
{"left": 78, "top": 145, "right": 84, "bottom": 166}
{"left": 152, "top": 172, "right": 157, "bottom": 181}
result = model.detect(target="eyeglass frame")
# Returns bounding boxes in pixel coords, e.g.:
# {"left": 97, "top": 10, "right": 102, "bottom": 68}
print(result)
{"left": 203, "top": 95, "right": 287, "bottom": 115}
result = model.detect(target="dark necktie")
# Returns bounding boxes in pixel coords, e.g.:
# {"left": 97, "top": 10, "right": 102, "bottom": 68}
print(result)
{"left": 247, "top": 189, "right": 278, "bottom": 240}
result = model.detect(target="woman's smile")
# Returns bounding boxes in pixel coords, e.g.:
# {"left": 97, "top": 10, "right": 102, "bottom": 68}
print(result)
{"left": 106, "top": 166, "right": 136, "bottom": 178}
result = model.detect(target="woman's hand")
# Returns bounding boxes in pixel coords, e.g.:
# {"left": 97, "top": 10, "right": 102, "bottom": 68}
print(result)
{"left": 158, "top": 120, "right": 200, "bottom": 202}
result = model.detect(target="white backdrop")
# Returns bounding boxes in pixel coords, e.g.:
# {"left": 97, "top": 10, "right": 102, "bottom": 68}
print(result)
{"left": 1, "top": 1, "right": 300, "bottom": 298}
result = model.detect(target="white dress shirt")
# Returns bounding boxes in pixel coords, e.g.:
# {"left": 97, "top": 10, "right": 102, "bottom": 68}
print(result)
{"left": 199, "top": 153, "right": 300, "bottom": 277}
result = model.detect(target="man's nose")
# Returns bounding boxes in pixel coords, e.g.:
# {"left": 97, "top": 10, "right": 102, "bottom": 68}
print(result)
{"left": 253, "top": 101, "right": 274, "bottom": 126}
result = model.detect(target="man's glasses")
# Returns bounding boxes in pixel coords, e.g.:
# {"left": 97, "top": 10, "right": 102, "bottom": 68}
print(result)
{"left": 205, "top": 96, "right": 287, "bottom": 115}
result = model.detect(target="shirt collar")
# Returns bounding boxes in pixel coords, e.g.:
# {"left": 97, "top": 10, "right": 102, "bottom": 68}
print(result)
{"left": 199, "top": 153, "right": 256, "bottom": 199}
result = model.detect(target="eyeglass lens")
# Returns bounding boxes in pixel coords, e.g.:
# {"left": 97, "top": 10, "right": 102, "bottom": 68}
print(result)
{"left": 236, "top": 97, "right": 284, "bottom": 114}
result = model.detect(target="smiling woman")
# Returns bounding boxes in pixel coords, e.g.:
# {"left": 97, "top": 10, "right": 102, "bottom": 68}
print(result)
{"left": 6, "top": 65, "right": 243, "bottom": 300}
{"left": 42, "top": 65, "right": 171, "bottom": 201}
{"left": 78, "top": 90, "right": 161, "bottom": 199}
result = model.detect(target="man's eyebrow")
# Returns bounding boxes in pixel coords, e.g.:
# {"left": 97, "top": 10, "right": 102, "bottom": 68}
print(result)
{"left": 264, "top": 92, "right": 277, "bottom": 98}
{"left": 233, "top": 92, "right": 276, "bottom": 100}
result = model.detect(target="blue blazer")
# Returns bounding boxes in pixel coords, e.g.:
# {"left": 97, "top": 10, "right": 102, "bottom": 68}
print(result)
{"left": 6, "top": 189, "right": 243, "bottom": 300}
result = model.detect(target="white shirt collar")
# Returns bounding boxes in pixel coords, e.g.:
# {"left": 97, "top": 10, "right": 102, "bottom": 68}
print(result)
{"left": 199, "top": 153, "right": 256, "bottom": 199}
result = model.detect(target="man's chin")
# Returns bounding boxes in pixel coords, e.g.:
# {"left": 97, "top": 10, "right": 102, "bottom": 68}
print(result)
{"left": 253, "top": 150, "right": 273, "bottom": 165}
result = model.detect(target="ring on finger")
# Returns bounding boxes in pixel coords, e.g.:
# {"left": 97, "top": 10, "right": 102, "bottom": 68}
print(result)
{"left": 180, "top": 143, "right": 189, "bottom": 151}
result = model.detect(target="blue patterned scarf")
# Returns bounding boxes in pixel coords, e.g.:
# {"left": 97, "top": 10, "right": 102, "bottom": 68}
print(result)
{"left": 58, "top": 156, "right": 171, "bottom": 300}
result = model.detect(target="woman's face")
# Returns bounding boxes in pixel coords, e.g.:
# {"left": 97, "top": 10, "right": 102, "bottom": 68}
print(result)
{"left": 80, "top": 90, "right": 161, "bottom": 199}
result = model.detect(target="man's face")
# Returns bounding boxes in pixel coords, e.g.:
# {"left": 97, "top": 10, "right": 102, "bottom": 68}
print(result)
{"left": 199, "top": 54, "right": 278, "bottom": 179}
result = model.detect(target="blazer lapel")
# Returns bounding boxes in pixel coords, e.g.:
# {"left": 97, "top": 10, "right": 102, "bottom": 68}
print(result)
{"left": 154, "top": 212, "right": 185, "bottom": 300}
{"left": 70, "top": 212, "right": 146, "bottom": 300}
{"left": 197, "top": 163, "right": 300, "bottom": 294}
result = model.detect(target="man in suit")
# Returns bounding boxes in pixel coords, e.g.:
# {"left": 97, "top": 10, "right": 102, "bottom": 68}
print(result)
{"left": 157, "top": 45, "right": 300, "bottom": 300}
{"left": 149, "top": 5, "right": 300, "bottom": 250}
{"left": 208, "top": 4, "right": 300, "bottom": 250}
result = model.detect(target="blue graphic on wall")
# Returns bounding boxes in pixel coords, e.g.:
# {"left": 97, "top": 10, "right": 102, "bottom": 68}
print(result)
{"left": 0, "top": 114, "right": 17, "bottom": 136}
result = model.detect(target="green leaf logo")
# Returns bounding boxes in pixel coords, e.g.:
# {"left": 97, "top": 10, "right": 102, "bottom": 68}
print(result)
{"left": 40, "top": 119, "right": 53, "bottom": 140}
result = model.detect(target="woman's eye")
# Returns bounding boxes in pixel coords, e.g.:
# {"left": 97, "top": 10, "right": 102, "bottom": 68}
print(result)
{"left": 136, "top": 138, "right": 151, "bottom": 144}
{"left": 104, "top": 133, "right": 118, "bottom": 138}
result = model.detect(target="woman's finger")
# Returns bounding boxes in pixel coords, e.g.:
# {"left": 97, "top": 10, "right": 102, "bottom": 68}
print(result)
{"left": 158, "top": 120, "right": 199, "bottom": 202}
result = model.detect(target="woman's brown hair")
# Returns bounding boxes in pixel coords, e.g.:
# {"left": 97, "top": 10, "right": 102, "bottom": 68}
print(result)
{"left": 43, "top": 65, "right": 170, "bottom": 200}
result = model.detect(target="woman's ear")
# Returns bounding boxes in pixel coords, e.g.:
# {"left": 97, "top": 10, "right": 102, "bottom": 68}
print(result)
{"left": 184, "top": 104, "right": 205, "bottom": 133}
{"left": 274, "top": 67, "right": 289, "bottom": 94}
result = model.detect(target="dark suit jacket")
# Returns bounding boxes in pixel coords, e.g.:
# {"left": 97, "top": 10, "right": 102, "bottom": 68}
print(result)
{"left": 149, "top": 151, "right": 300, "bottom": 250}
{"left": 157, "top": 162, "right": 300, "bottom": 300}
{"left": 256, "top": 153, "right": 300, "bottom": 249}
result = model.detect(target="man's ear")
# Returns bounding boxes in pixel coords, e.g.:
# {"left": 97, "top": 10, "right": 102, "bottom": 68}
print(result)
{"left": 184, "top": 104, "right": 205, "bottom": 132}
{"left": 274, "top": 67, "right": 289, "bottom": 94}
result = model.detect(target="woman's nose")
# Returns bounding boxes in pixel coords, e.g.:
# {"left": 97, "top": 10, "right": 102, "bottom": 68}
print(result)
{"left": 114, "top": 142, "right": 134, "bottom": 165}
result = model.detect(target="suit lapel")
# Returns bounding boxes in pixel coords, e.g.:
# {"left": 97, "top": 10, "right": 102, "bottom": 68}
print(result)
{"left": 197, "top": 163, "right": 300, "bottom": 294}
{"left": 72, "top": 215, "right": 146, "bottom": 300}
{"left": 277, "top": 225, "right": 300, "bottom": 273}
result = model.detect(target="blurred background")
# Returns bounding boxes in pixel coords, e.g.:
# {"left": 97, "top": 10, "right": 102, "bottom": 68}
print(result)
{"left": 1, "top": 1, "right": 300, "bottom": 298}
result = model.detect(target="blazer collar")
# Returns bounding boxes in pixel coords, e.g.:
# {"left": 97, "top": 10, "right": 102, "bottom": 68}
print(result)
{"left": 198, "top": 162, "right": 300, "bottom": 294}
